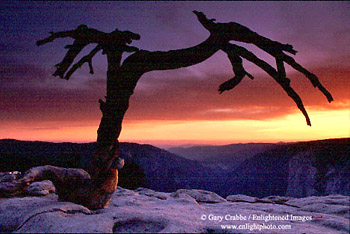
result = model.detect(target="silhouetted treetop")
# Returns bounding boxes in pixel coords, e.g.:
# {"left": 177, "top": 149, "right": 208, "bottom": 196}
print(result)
{"left": 36, "top": 11, "right": 333, "bottom": 126}
{"left": 37, "top": 25, "right": 140, "bottom": 80}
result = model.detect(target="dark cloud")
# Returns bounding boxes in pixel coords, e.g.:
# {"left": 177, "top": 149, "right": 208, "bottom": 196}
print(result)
{"left": 0, "top": 59, "right": 47, "bottom": 83}
{"left": 0, "top": 58, "right": 105, "bottom": 123}
{"left": 0, "top": 85, "right": 102, "bottom": 123}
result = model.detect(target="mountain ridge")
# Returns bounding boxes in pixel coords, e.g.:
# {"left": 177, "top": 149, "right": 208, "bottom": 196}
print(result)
{"left": 0, "top": 138, "right": 348, "bottom": 198}
{"left": 221, "top": 137, "right": 350, "bottom": 198}
{"left": 0, "top": 139, "right": 213, "bottom": 193}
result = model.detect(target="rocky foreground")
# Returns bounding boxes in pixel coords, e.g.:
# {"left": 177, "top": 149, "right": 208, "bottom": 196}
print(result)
{"left": 0, "top": 181, "right": 349, "bottom": 233}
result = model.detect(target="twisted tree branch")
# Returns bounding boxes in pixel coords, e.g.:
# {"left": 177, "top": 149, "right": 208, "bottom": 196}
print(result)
{"left": 193, "top": 10, "right": 297, "bottom": 55}
{"left": 219, "top": 52, "right": 254, "bottom": 94}
{"left": 53, "top": 40, "right": 89, "bottom": 79}
{"left": 64, "top": 45, "right": 102, "bottom": 80}
{"left": 221, "top": 43, "right": 312, "bottom": 126}
{"left": 193, "top": 10, "right": 333, "bottom": 103}
{"left": 37, "top": 25, "right": 140, "bottom": 80}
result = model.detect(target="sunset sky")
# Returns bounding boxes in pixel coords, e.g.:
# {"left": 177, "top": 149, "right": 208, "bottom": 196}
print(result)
{"left": 1, "top": 2, "right": 349, "bottom": 148}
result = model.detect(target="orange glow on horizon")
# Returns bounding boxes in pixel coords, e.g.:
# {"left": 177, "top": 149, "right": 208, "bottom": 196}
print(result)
{"left": 120, "top": 109, "right": 349, "bottom": 146}
{"left": 0, "top": 108, "right": 348, "bottom": 147}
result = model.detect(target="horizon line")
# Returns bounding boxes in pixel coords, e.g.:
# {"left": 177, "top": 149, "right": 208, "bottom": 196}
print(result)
{"left": 1, "top": 137, "right": 348, "bottom": 150}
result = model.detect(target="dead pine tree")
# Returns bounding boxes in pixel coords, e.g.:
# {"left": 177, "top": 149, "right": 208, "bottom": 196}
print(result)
{"left": 0, "top": 11, "right": 333, "bottom": 209}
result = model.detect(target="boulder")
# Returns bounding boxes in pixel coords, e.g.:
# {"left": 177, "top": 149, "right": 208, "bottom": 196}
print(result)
{"left": 226, "top": 194, "right": 257, "bottom": 203}
{"left": 0, "top": 195, "right": 59, "bottom": 232}
{"left": 25, "top": 180, "right": 56, "bottom": 196}
{"left": 135, "top": 187, "right": 168, "bottom": 200}
{"left": 170, "top": 189, "right": 226, "bottom": 203}
{"left": 0, "top": 171, "right": 21, "bottom": 183}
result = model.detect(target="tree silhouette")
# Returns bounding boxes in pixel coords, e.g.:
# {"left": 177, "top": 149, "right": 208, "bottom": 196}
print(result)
{"left": 0, "top": 11, "right": 333, "bottom": 209}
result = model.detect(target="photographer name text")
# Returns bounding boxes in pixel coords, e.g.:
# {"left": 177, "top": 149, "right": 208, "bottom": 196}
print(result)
{"left": 201, "top": 213, "right": 313, "bottom": 223}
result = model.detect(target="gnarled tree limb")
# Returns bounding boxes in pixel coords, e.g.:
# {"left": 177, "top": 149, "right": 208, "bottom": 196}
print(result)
{"left": 37, "top": 25, "right": 140, "bottom": 80}
{"left": 274, "top": 52, "right": 334, "bottom": 102}
{"left": 53, "top": 40, "right": 89, "bottom": 79}
{"left": 219, "top": 52, "right": 254, "bottom": 94}
{"left": 64, "top": 45, "right": 102, "bottom": 80}
{"left": 193, "top": 10, "right": 297, "bottom": 55}
{"left": 221, "top": 43, "right": 312, "bottom": 126}
{"left": 193, "top": 10, "right": 333, "bottom": 103}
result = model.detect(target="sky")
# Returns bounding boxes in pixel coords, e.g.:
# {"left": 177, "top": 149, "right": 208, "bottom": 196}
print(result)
{"left": 1, "top": 1, "right": 349, "bottom": 148}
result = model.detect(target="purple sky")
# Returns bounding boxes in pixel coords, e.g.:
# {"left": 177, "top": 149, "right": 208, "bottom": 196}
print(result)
{"left": 1, "top": 1, "right": 349, "bottom": 145}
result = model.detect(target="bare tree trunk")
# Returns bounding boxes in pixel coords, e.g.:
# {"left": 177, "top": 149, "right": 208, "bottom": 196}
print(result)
{"left": 85, "top": 35, "right": 225, "bottom": 205}
{"left": 87, "top": 51, "right": 128, "bottom": 203}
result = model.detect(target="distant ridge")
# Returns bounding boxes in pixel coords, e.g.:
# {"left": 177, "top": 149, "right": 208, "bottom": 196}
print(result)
{"left": 0, "top": 139, "right": 212, "bottom": 192}
{"left": 0, "top": 138, "right": 348, "bottom": 198}
{"left": 168, "top": 142, "right": 275, "bottom": 164}
{"left": 221, "top": 138, "right": 350, "bottom": 198}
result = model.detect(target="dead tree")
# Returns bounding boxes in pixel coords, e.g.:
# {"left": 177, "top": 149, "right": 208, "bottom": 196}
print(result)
{"left": 0, "top": 11, "right": 333, "bottom": 209}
